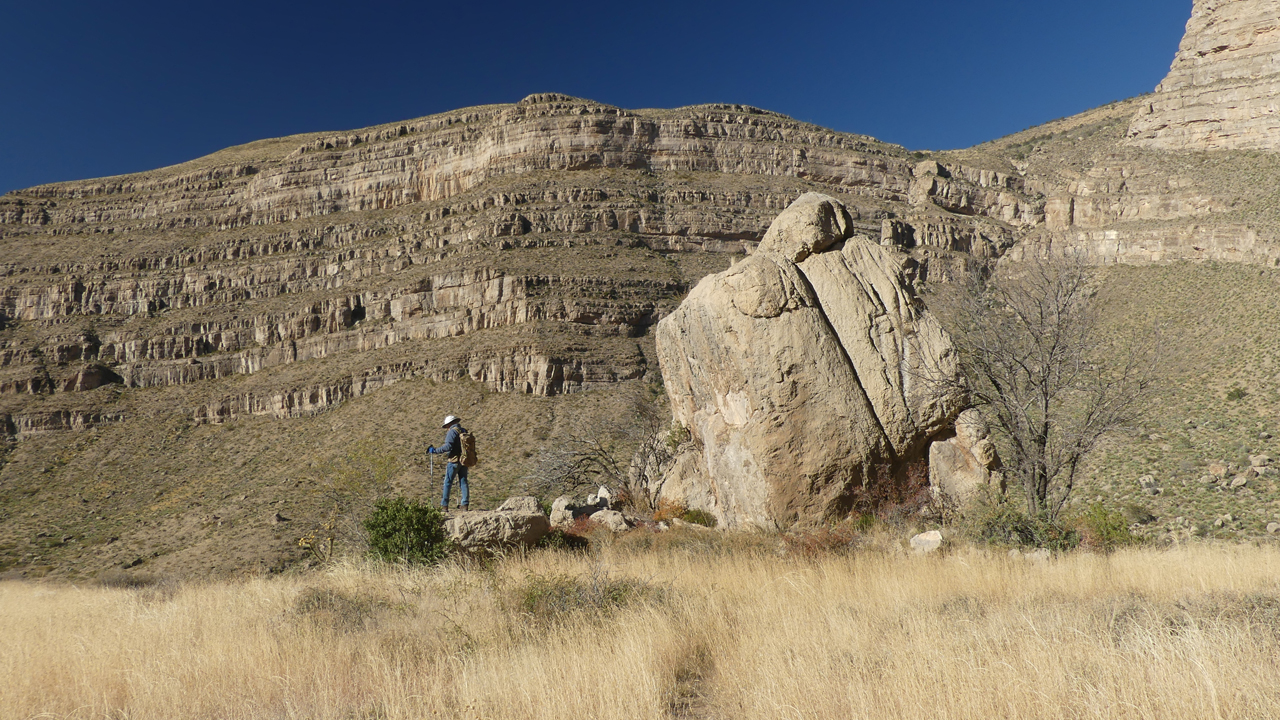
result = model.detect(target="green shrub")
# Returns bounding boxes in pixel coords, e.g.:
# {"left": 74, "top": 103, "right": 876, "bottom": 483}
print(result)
{"left": 681, "top": 509, "right": 717, "bottom": 528}
{"left": 536, "top": 528, "right": 591, "bottom": 552}
{"left": 1077, "top": 504, "right": 1140, "bottom": 553}
{"left": 1227, "top": 385, "right": 1248, "bottom": 401}
{"left": 363, "top": 498, "right": 451, "bottom": 565}
{"left": 964, "top": 495, "right": 1079, "bottom": 551}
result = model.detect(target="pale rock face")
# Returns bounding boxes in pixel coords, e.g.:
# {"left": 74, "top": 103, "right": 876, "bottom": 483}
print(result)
{"left": 445, "top": 497, "right": 550, "bottom": 552}
{"left": 929, "top": 409, "right": 1003, "bottom": 505}
{"left": 549, "top": 496, "right": 576, "bottom": 528}
{"left": 1127, "top": 0, "right": 1280, "bottom": 151}
{"left": 654, "top": 193, "right": 967, "bottom": 529}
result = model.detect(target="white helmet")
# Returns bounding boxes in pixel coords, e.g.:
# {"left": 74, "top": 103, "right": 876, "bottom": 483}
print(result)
{"left": 441, "top": 415, "right": 459, "bottom": 428}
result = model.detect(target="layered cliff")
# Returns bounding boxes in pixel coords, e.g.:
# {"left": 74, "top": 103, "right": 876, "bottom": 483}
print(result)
{"left": 1, "top": 93, "right": 1038, "bottom": 439}
{"left": 1127, "top": 0, "right": 1280, "bottom": 151}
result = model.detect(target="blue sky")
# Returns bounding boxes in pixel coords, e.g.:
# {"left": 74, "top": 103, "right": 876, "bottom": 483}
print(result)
{"left": 1, "top": 0, "right": 1189, "bottom": 195}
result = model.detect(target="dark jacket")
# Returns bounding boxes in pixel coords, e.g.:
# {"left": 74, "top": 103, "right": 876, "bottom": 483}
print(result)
{"left": 433, "top": 424, "right": 466, "bottom": 462}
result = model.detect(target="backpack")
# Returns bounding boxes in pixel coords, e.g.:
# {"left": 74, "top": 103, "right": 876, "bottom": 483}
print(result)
{"left": 459, "top": 429, "right": 478, "bottom": 467}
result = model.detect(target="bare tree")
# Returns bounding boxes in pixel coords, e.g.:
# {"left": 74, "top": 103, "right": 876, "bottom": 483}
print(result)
{"left": 523, "top": 382, "right": 673, "bottom": 507}
{"left": 926, "top": 252, "right": 1158, "bottom": 520}
{"left": 298, "top": 442, "right": 401, "bottom": 562}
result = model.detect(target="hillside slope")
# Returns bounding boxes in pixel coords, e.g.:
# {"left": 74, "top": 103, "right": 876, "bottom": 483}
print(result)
{"left": 6, "top": 49, "right": 1280, "bottom": 575}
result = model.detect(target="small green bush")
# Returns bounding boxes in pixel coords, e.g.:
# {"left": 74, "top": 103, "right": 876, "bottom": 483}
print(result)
{"left": 536, "top": 528, "right": 591, "bottom": 552}
{"left": 1077, "top": 504, "right": 1140, "bottom": 553}
{"left": 363, "top": 498, "right": 451, "bottom": 565}
{"left": 964, "top": 496, "right": 1079, "bottom": 551}
{"left": 681, "top": 508, "right": 717, "bottom": 528}
{"left": 1227, "top": 385, "right": 1248, "bottom": 401}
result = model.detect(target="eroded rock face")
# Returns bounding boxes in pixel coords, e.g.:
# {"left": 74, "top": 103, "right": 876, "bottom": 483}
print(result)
{"left": 1, "top": 93, "right": 1039, "bottom": 436}
{"left": 654, "top": 193, "right": 967, "bottom": 529}
{"left": 445, "top": 496, "right": 550, "bottom": 553}
{"left": 928, "top": 409, "right": 1003, "bottom": 505}
{"left": 1127, "top": 0, "right": 1280, "bottom": 151}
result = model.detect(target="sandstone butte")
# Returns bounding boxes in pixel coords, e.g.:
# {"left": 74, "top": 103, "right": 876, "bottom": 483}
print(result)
{"left": 3, "top": 0, "right": 1280, "bottom": 574}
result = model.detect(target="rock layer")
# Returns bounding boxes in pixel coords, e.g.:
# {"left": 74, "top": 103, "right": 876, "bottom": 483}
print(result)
{"left": 1127, "top": 0, "right": 1280, "bottom": 151}
{"left": 654, "top": 194, "right": 966, "bottom": 529}
{"left": 2, "top": 94, "right": 1035, "bottom": 434}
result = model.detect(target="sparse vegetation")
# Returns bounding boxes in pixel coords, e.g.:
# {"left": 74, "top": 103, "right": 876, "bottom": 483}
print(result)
{"left": 510, "top": 568, "right": 664, "bottom": 624}
{"left": 928, "top": 252, "right": 1159, "bottom": 521}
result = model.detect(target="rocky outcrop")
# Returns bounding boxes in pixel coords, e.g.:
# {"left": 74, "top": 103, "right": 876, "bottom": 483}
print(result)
{"left": 653, "top": 194, "right": 967, "bottom": 529}
{"left": 928, "top": 409, "right": 1003, "bottom": 505}
{"left": 1127, "top": 0, "right": 1280, "bottom": 151}
{"left": 444, "top": 496, "right": 551, "bottom": 553}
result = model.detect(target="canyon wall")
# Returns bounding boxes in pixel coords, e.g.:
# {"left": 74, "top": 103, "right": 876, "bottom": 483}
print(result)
{"left": 1127, "top": 0, "right": 1280, "bottom": 151}
{"left": 1, "top": 93, "right": 1036, "bottom": 435}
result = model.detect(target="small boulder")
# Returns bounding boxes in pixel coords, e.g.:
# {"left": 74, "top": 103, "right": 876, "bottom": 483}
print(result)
{"left": 1249, "top": 454, "right": 1272, "bottom": 468}
{"left": 589, "top": 509, "right": 630, "bottom": 533}
{"left": 586, "top": 485, "right": 612, "bottom": 510}
{"left": 668, "top": 517, "right": 713, "bottom": 532}
{"left": 910, "top": 530, "right": 944, "bottom": 554}
{"left": 1230, "top": 475, "right": 1250, "bottom": 490}
{"left": 1267, "top": 522, "right": 1280, "bottom": 535}
{"left": 549, "top": 496, "right": 576, "bottom": 528}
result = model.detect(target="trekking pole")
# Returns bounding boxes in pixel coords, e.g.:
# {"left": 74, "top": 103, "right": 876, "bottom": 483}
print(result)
{"left": 429, "top": 452, "right": 435, "bottom": 499}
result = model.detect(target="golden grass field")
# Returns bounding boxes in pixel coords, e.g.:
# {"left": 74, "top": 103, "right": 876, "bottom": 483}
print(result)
{"left": 4, "top": 532, "right": 1279, "bottom": 720}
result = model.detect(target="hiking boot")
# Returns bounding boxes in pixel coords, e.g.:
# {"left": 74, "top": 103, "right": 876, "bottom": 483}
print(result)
{"left": 459, "top": 504, "right": 469, "bottom": 512}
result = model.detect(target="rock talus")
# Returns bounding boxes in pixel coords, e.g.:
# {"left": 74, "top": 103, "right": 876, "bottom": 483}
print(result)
{"left": 654, "top": 194, "right": 967, "bottom": 529}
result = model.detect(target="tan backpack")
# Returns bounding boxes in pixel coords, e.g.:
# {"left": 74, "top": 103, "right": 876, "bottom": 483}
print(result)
{"left": 459, "top": 429, "right": 478, "bottom": 467}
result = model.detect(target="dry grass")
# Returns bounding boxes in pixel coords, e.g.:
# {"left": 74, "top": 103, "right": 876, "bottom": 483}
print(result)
{"left": 3, "top": 537, "right": 1278, "bottom": 719}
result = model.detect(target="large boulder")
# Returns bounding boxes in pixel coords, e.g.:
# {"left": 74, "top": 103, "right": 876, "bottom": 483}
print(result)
{"left": 929, "top": 409, "right": 1003, "bottom": 505}
{"left": 445, "top": 496, "right": 550, "bottom": 553}
{"left": 653, "top": 193, "right": 967, "bottom": 529}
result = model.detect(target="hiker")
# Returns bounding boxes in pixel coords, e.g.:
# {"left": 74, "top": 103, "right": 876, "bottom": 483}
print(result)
{"left": 427, "top": 414, "right": 472, "bottom": 511}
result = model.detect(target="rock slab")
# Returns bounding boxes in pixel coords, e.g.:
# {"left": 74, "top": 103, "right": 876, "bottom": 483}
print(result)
{"left": 929, "top": 409, "right": 1003, "bottom": 505}
{"left": 910, "top": 530, "right": 944, "bottom": 554}
{"left": 446, "top": 496, "right": 550, "bottom": 552}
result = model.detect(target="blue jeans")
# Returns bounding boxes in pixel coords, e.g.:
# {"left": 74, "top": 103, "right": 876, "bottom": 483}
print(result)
{"left": 441, "top": 462, "right": 468, "bottom": 508}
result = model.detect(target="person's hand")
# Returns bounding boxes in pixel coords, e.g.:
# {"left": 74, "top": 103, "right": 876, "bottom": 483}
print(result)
{"left": 427, "top": 445, "right": 436, "bottom": 453}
